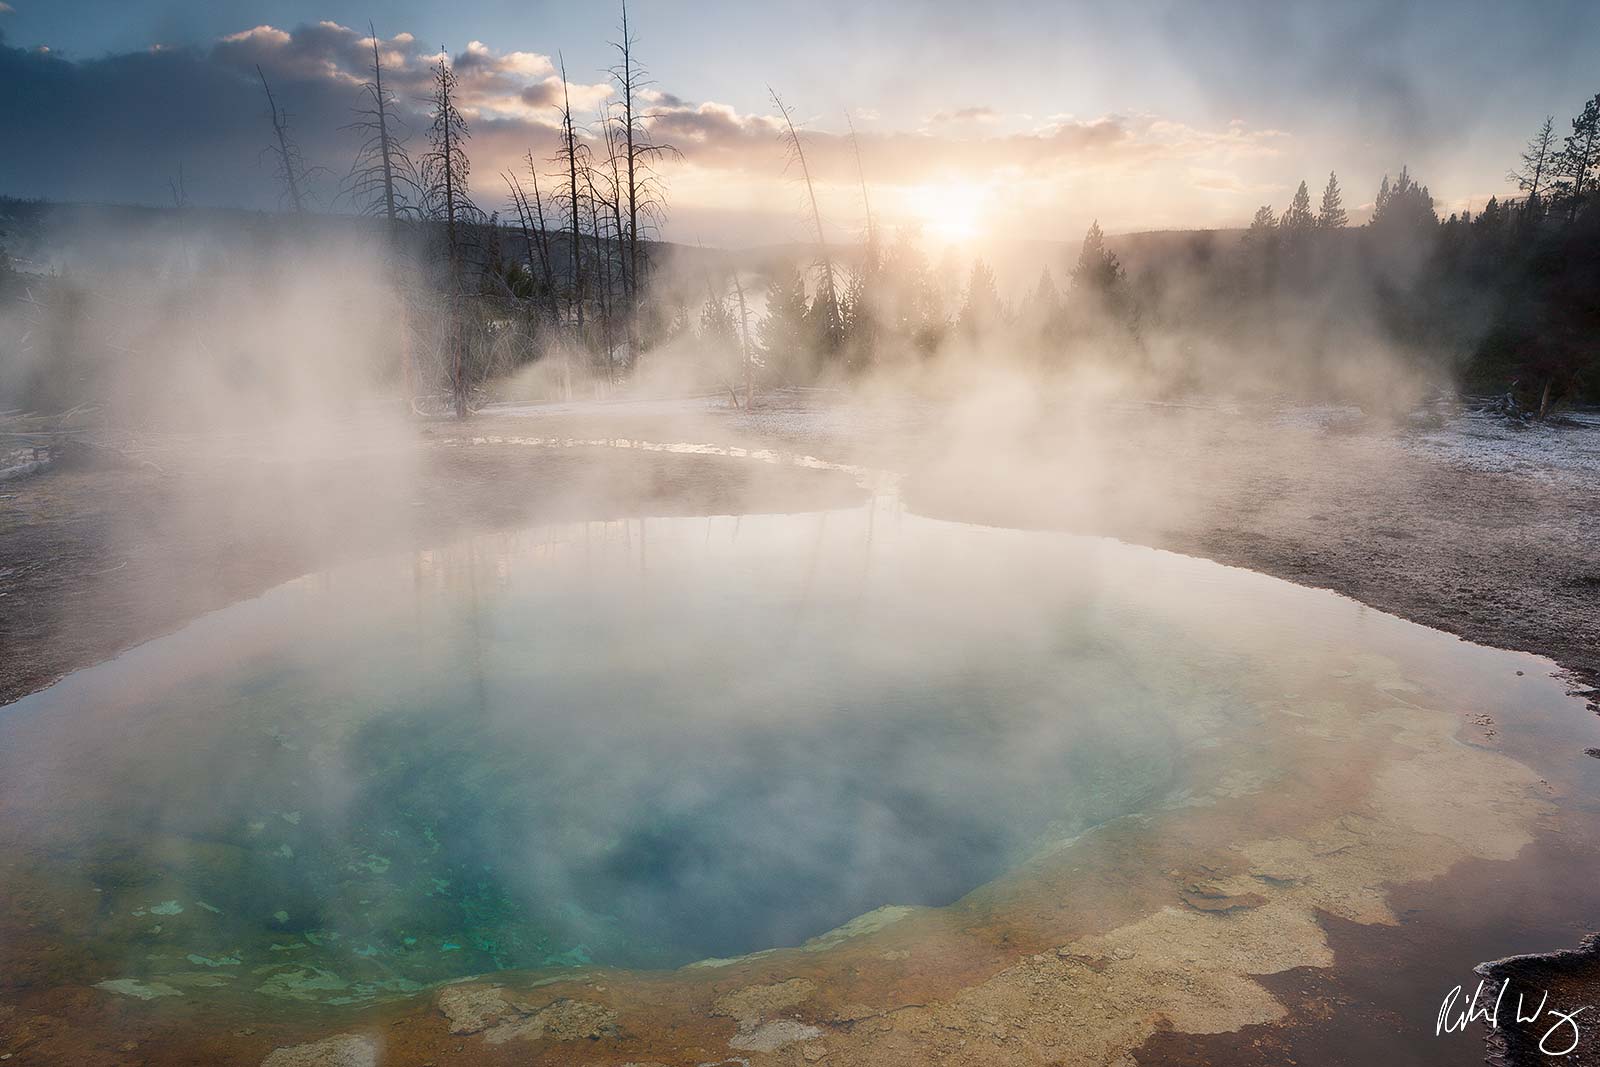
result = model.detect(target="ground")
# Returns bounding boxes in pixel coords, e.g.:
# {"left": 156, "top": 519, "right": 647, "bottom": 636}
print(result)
{"left": 1, "top": 391, "right": 1597, "bottom": 1066}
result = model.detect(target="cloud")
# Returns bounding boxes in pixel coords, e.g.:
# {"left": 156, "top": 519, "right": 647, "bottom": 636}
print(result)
{"left": 0, "top": 18, "right": 1296, "bottom": 242}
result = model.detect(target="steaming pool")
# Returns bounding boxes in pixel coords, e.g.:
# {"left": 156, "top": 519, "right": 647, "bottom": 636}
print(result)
{"left": 2, "top": 501, "right": 1597, "bottom": 1062}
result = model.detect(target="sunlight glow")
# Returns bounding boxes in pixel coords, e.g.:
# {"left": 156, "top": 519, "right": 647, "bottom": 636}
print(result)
{"left": 903, "top": 180, "right": 990, "bottom": 247}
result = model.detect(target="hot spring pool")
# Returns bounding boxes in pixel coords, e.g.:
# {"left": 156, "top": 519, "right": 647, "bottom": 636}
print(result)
{"left": 0, "top": 504, "right": 1593, "bottom": 1031}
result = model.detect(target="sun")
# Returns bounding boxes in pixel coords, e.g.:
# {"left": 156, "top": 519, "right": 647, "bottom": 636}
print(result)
{"left": 904, "top": 180, "right": 989, "bottom": 247}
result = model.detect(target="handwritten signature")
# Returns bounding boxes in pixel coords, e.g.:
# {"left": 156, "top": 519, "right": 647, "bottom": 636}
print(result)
{"left": 1437, "top": 979, "right": 1592, "bottom": 1056}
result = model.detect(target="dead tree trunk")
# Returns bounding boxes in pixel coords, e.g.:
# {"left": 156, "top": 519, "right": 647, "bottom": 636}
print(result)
{"left": 559, "top": 56, "right": 585, "bottom": 338}
{"left": 516, "top": 156, "right": 559, "bottom": 326}
{"left": 733, "top": 271, "right": 754, "bottom": 409}
{"left": 258, "top": 66, "right": 306, "bottom": 214}
{"left": 610, "top": 2, "right": 678, "bottom": 367}
{"left": 771, "top": 89, "right": 840, "bottom": 345}
{"left": 424, "top": 53, "right": 476, "bottom": 418}
{"left": 619, "top": 1, "right": 640, "bottom": 313}
{"left": 354, "top": 26, "right": 416, "bottom": 405}
{"left": 586, "top": 162, "right": 614, "bottom": 379}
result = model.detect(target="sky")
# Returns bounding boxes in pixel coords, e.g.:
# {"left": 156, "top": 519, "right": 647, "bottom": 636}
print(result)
{"left": 3, "top": 0, "right": 1599, "bottom": 248}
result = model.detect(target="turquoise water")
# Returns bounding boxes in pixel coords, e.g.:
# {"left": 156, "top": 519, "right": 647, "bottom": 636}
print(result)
{"left": 0, "top": 509, "right": 1280, "bottom": 1003}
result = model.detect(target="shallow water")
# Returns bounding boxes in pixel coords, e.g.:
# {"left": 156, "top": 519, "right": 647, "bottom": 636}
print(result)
{"left": 1, "top": 502, "right": 1595, "bottom": 1029}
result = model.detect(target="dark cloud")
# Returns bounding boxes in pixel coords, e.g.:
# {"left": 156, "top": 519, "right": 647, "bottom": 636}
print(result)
{"left": 519, "top": 79, "right": 563, "bottom": 110}
{"left": 0, "top": 23, "right": 578, "bottom": 210}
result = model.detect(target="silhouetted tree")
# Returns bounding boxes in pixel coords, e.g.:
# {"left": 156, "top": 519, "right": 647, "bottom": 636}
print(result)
{"left": 1025, "top": 268, "right": 1060, "bottom": 317}
{"left": 342, "top": 27, "right": 419, "bottom": 226}
{"left": 1370, "top": 167, "right": 1437, "bottom": 232}
{"left": 420, "top": 51, "right": 478, "bottom": 416}
{"left": 1279, "top": 181, "right": 1316, "bottom": 280}
{"left": 609, "top": 0, "right": 678, "bottom": 354}
{"left": 504, "top": 170, "right": 552, "bottom": 325}
{"left": 771, "top": 89, "right": 842, "bottom": 356}
{"left": 510, "top": 155, "right": 560, "bottom": 324}
{"left": 700, "top": 285, "right": 737, "bottom": 350}
{"left": 839, "top": 247, "right": 882, "bottom": 373}
{"left": 256, "top": 66, "right": 320, "bottom": 214}
{"left": 731, "top": 272, "right": 755, "bottom": 406}
{"left": 1280, "top": 181, "right": 1315, "bottom": 233}
{"left": 759, "top": 269, "right": 810, "bottom": 378}
{"left": 1555, "top": 94, "right": 1600, "bottom": 222}
{"left": 343, "top": 28, "right": 423, "bottom": 401}
{"left": 1510, "top": 115, "right": 1558, "bottom": 205}
{"left": 1071, "top": 220, "right": 1125, "bottom": 293}
{"left": 1240, "top": 205, "right": 1278, "bottom": 294}
{"left": 1013, "top": 267, "right": 1062, "bottom": 354}
{"left": 555, "top": 55, "right": 588, "bottom": 336}
{"left": 1317, "top": 171, "right": 1348, "bottom": 229}
{"left": 584, "top": 150, "right": 616, "bottom": 369}
{"left": 422, "top": 54, "right": 476, "bottom": 263}
{"left": 956, "top": 259, "right": 1002, "bottom": 340}
{"left": 1243, "top": 204, "right": 1278, "bottom": 251}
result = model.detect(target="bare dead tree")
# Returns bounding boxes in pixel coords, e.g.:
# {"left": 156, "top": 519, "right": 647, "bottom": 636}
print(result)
{"left": 770, "top": 88, "right": 841, "bottom": 347}
{"left": 732, "top": 270, "right": 754, "bottom": 409}
{"left": 555, "top": 54, "right": 587, "bottom": 336}
{"left": 421, "top": 50, "right": 479, "bottom": 417}
{"left": 256, "top": 65, "right": 321, "bottom": 214}
{"left": 521, "top": 155, "right": 560, "bottom": 323}
{"left": 423, "top": 53, "right": 475, "bottom": 271}
{"left": 502, "top": 171, "right": 544, "bottom": 353}
{"left": 343, "top": 26, "right": 423, "bottom": 403}
{"left": 1510, "top": 116, "right": 1558, "bottom": 205}
{"left": 343, "top": 25, "right": 420, "bottom": 227}
{"left": 504, "top": 172, "right": 546, "bottom": 310}
{"left": 585, "top": 157, "right": 615, "bottom": 373}
{"left": 601, "top": 113, "right": 632, "bottom": 363}
{"left": 609, "top": 0, "right": 679, "bottom": 357}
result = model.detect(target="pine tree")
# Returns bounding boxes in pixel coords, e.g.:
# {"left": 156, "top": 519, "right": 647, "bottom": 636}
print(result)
{"left": 956, "top": 259, "right": 1002, "bottom": 339}
{"left": 1243, "top": 204, "right": 1278, "bottom": 249}
{"left": 882, "top": 229, "right": 945, "bottom": 352}
{"left": 1555, "top": 94, "right": 1600, "bottom": 221}
{"left": 759, "top": 270, "right": 810, "bottom": 376}
{"left": 700, "top": 289, "right": 737, "bottom": 350}
{"left": 1370, "top": 166, "right": 1436, "bottom": 231}
{"left": 1280, "top": 181, "right": 1315, "bottom": 233}
{"left": 1316, "top": 172, "right": 1347, "bottom": 229}
{"left": 1022, "top": 268, "right": 1059, "bottom": 320}
{"left": 839, "top": 249, "right": 881, "bottom": 372}
{"left": 1071, "top": 220, "right": 1124, "bottom": 293}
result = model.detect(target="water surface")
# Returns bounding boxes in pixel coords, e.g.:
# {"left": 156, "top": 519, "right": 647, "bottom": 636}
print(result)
{"left": 0, "top": 504, "right": 1593, "bottom": 1021}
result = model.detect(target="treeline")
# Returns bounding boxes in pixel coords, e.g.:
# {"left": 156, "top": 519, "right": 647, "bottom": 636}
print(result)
{"left": 694, "top": 91, "right": 1600, "bottom": 414}
{"left": 331, "top": 4, "right": 676, "bottom": 415}
{"left": 131, "top": 4, "right": 678, "bottom": 418}
{"left": 1, "top": 7, "right": 679, "bottom": 419}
